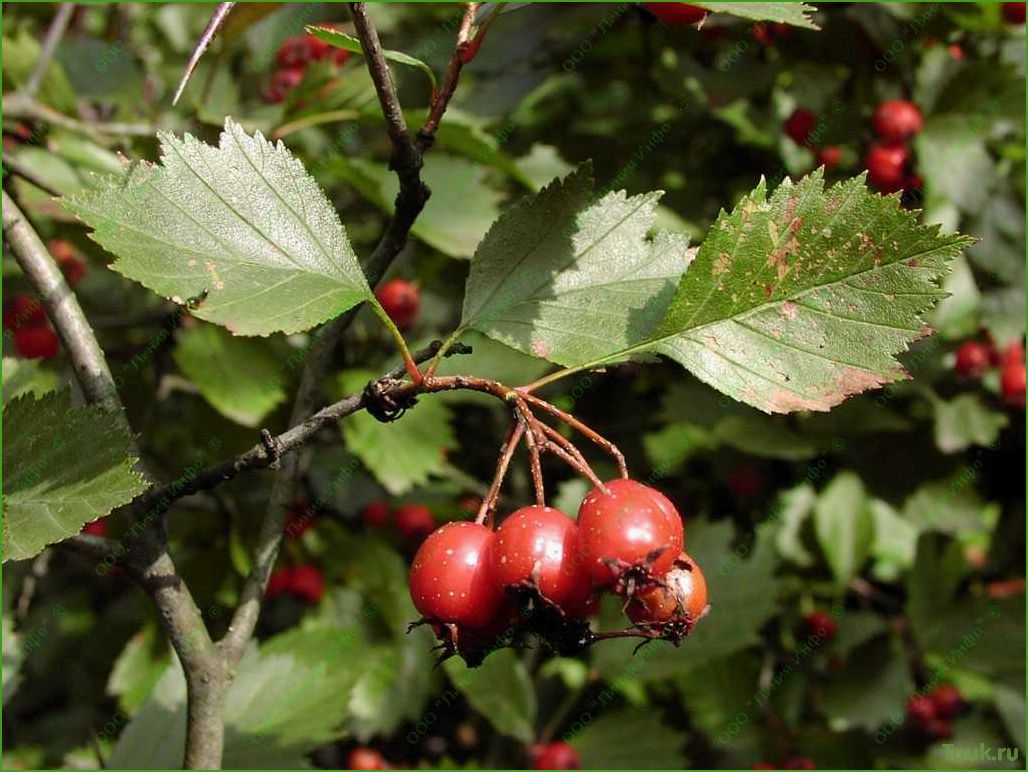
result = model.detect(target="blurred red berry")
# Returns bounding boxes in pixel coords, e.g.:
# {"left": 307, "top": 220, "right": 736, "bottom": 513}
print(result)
{"left": 82, "top": 518, "right": 108, "bottom": 537}
{"left": 947, "top": 43, "right": 965, "bottom": 60}
{"left": 865, "top": 143, "right": 910, "bottom": 192}
{"left": 816, "top": 145, "right": 843, "bottom": 169}
{"left": 1000, "top": 361, "right": 1026, "bottom": 408}
{"left": 394, "top": 503, "right": 435, "bottom": 542}
{"left": 14, "top": 325, "right": 59, "bottom": 359}
{"left": 1002, "top": 2, "right": 1026, "bottom": 24}
{"left": 266, "top": 567, "right": 293, "bottom": 599}
{"left": 3, "top": 294, "right": 47, "bottom": 330}
{"left": 362, "top": 500, "right": 392, "bottom": 529}
{"left": 805, "top": 610, "right": 837, "bottom": 640}
{"left": 289, "top": 565, "right": 326, "bottom": 604}
{"left": 955, "top": 340, "right": 992, "bottom": 377}
{"left": 348, "top": 747, "right": 388, "bottom": 770}
{"left": 782, "top": 758, "right": 816, "bottom": 770}
{"left": 752, "top": 765, "right": 777, "bottom": 771}
{"left": 728, "top": 465, "right": 764, "bottom": 497}
{"left": 264, "top": 67, "right": 305, "bottom": 104}
{"left": 375, "top": 278, "right": 420, "bottom": 330}
{"left": 872, "top": 100, "right": 923, "bottom": 143}
{"left": 284, "top": 498, "right": 315, "bottom": 538}
{"left": 924, "top": 717, "right": 953, "bottom": 741}
{"left": 999, "top": 341, "right": 1025, "bottom": 367}
{"left": 645, "top": 3, "right": 708, "bottom": 24}
{"left": 276, "top": 35, "right": 311, "bottom": 68}
{"left": 906, "top": 694, "right": 938, "bottom": 724}
{"left": 533, "top": 742, "right": 582, "bottom": 770}
{"left": 929, "top": 683, "right": 964, "bottom": 719}
{"left": 459, "top": 495, "right": 483, "bottom": 515}
{"left": 784, "top": 108, "right": 817, "bottom": 145}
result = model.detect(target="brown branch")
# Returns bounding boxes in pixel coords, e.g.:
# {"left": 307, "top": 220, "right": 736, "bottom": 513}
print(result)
{"left": 520, "top": 391, "right": 628, "bottom": 478}
{"left": 172, "top": 2, "right": 235, "bottom": 106}
{"left": 24, "top": 3, "right": 76, "bottom": 99}
{"left": 3, "top": 93, "right": 156, "bottom": 142}
{"left": 475, "top": 419, "right": 526, "bottom": 525}
{"left": 2, "top": 152, "right": 62, "bottom": 197}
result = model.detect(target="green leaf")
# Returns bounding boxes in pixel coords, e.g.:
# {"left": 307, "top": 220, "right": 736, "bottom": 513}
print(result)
{"left": 2, "top": 390, "right": 147, "bottom": 563}
{"left": 443, "top": 648, "right": 536, "bottom": 743}
{"left": 676, "top": 651, "right": 762, "bottom": 747}
{"left": 306, "top": 26, "right": 436, "bottom": 93}
{"left": 648, "top": 171, "right": 972, "bottom": 414}
{"left": 338, "top": 371, "right": 458, "bottom": 495}
{"left": 63, "top": 118, "right": 371, "bottom": 336}
{"left": 1, "top": 357, "right": 59, "bottom": 404}
{"left": 1, "top": 29, "right": 77, "bottom": 111}
{"left": 106, "top": 624, "right": 171, "bottom": 716}
{"left": 774, "top": 483, "right": 817, "bottom": 568}
{"left": 993, "top": 680, "right": 1027, "bottom": 752}
{"left": 917, "top": 116, "right": 995, "bottom": 216}
{"left": 172, "top": 322, "right": 288, "bottom": 427}
{"left": 692, "top": 2, "right": 820, "bottom": 29}
{"left": 347, "top": 632, "right": 436, "bottom": 740}
{"left": 868, "top": 499, "right": 917, "bottom": 582}
{"left": 933, "top": 393, "right": 1009, "bottom": 454}
{"left": 901, "top": 478, "right": 998, "bottom": 537}
{"left": 711, "top": 414, "right": 819, "bottom": 460}
{"left": 568, "top": 708, "right": 687, "bottom": 769}
{"left": 822, "top": 637, "right": 915, "bottom": 730}
{"left": 460, "top": 165, "right": 692, "bottom": 367}
{"left": 814, "top": 472, "right": 873, "bottom": 587}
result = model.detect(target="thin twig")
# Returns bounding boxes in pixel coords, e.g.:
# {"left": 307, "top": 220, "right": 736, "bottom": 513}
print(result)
{"left": 2, "top": 152, "right": 62, "bottom": 197}
{"left": 536, "top": 420, "right": 604, "bottom": 489}
{"left": 4, "top": 93, "right": 156, "bottom": 142}
{"left": 520, "top": 413, "right": 547, "bottom": 506}
{"left": 475, "top": 420, "right": 526, "bottom": 525}
{"left": 15, "top": 550, "right": 52, "bottom": 622}
{"left": 24, "top": 3, "right": 76, "bottom": 99}
{"left": 520, "top": 391, "right": 628, "bottom": 478}
{"left": 172, "top": 2, "right": 236, "bottom": 106}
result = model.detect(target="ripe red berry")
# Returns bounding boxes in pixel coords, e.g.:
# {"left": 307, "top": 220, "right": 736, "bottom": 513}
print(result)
{"left": 14, "top": 325, "right": 59, "bottom": 359}
{"left": 947, "top": 43, "right": 965, "bottom": 61}
{"left": 645, "top": 3, "right": 708, "bottom": 24}
{"left": 929, "top": 683, "right": 964, "bottom": 719}
{"left": 865, "top": 142, "right": 910, "bottom": 192}
{"left": 264, "top": 67, "right": 305, "bottom": 104}
{"left": 394, "top": 503, "right": 435, "bottom": 542}
{"left": 276, "top": 35, "right": 312, "bottom": 68}
{"left": 289, "top": 565, "right": 326, "bottom": 604}
{"left": 409, "top": 522, "right": 503, "bottom": 629}
{"left": 752, "top": 765, "right": 777, "bottom": 771}
{"left": 578, "top": 479, "right": 684, "bottom": 587}
{"left": 3, "top": 294, "right": 47, "bottom": 330}
{"left": 347, "top": 747, "right": 388, "bottom": 770}
{"left": 924, "top": 717, "right": 953, "bottom": 741}
{"left": 1002, "top": 2, "right": 1026, "bottom": 24}
{"left": 954, "top": 340, "right": 992, "bottom": 377}
{"left": 872, "top": 100, "right": 923, "bottom": 143}
{"left": 1000, "top": 361, "right": 1026, "bottom": 408}
{"left": 362, "top": 500, "right": 392, "bottom": 529}
{"left": 532, "top": 742, "right": 582, "bottom": 770}
{"left": 625, "top": 551, "right": 708, "bottom": 626}
{"left": 728, "top": 465, "right": 764, "bottom": 497}
{"left": 266, "top": 567, "right": 293, "bottom": 599}
{"left": 782, "top": 757, "right": 816, "bottom": 770}
{"left": 816, "top": 145, "right": 843, "bottom": 170}
{"left": 81, "top": 518, "right": 108, "bottom": 537}
{"left": 783, "top": 108, "right": 817, "bottom": 146}
{"left": 805, "top": 610, "right": 837, "bottom": 640}
{"left": 906, "top": 694, "right": 938, "bottom": 724}
{"left": 999, "top": 340, "right": 1025, "bottom": 367}
{"left": 375, "top": 278, "right": 420, "bottom": 330}
{"left": 491, "top": 505, "right": 589, "bottom": 611}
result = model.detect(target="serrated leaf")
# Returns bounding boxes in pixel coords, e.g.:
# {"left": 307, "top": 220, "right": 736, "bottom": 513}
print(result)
{"left": 933, "top": 393, "right": 1009, "bottom": 454}
{"left": 2, "top": 357, "right": 59, "bottom": 404}
{"left": 63, "top": 118, "right": 371, "bottom": 336}
{"left": 693, "top": 2, "right": 819, "bottom": 29}
{"left": 306, "top": 26, "right": 436, "bottom": 92}
{"left": 647, "top": 171, "right": 971, "bottom": 413}
{"left": 172, "top": 322, "right": 288, "bottom": 427}
{"left": 2, "top": 390, "right": 147, "bottom": 563}
{"left": 444, "top": 649, "right": 536, "bottom": 743}
{"left": 338, "top": 371, "right": 457, "bottom": 495}
{"left": 814, "top": 472, "right": 873, "bottom": 587}
{"left": 568, "top": 708, "right": 687, "bottom": 769}
{"left": 460, "top": 165, "right": 693, "bottom": 367}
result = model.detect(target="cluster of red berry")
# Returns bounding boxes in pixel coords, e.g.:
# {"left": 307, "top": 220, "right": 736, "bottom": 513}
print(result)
{"left": 1002, "top": 2, "right": 1027, "bottom": 24}
{"left": 644, "top": 3, "right": 708, "bottom": 25}
{"left": 407, "top": 479, "right": 706, "bottom": 662}
{"left": 906, "top": 683, "right": 966, "bottom": 741}
{"left": 266, "top": 564, "right": 326, "bottom": 605}
{"left": 530, "top": 742, "right": 581, "bottom": 770}
{"left": 955, "top": 337, "right": 1026, "bottom": 408}
{"left": 782, "top": 108, "right": 842, "bottom": 171}
{"left": 362, "top": 500, "right": 436, "bottom": 544}
{"left": 753, "top": 756, "right": 816, "bottom": 770}
{"left": 375, "top": 278, "right": 421, "bottom": 331}
{"left": 864, "top": 99, "right": 923, "bottom": 194}
{"left": 264, "top": 26, "right": 351, "bottom": 104}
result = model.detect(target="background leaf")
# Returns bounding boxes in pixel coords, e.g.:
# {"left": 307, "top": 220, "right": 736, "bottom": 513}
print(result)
{"left": 443, "top": 649, "right": 536, "bottom": 743}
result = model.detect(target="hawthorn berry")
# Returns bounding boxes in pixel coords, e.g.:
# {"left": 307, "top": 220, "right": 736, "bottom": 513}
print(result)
{"left": 532, "top": 742, "right": 582, "bottom": 770}
{"left": 999, "top": 340, "right": 1025, "bottom": 367}
{"left": 1002, "top": 2, "right": 1026, "bottom": 24}
{"left": 491, "top": 505, "right": 589, "bottom": 611}
{"left": 3, "top": 294, "right": 47, "bottom": 329}
{"left": 947, "top": 43, "right": 965, "bottom": 61}
{"left": 924, "top": 718, "right": 953, "bottom": 741}
{"left": 645, "top": 3, "right": 708, "bottom": 25}
{"left": 929, "top": 683, "right": 964, "bottom": 719}
{"left": 81, "top": 518, "right": 108, "bottom": 537}
{"left": 625, "top": 551, "right": 708, "bottom": 628}
{"left": 14, "top": 325, "right": 59, "bottom": 359}
{"left": 782, "top": 757, "right": 816, "bottom": 770}
{"left": 394, "top": 503, "right": 435, "bottom": 542}
{"left": 50, "top": 239, "right": 87, "bottom": 285}
{"left": 375, "top": 278, "right": 420, "bottom": 330}
{"left": 284, "top": 497, "right": 315, "bottom": 538}
{"left": 816, "top": 145, "right": 843, "bottom": 170}
{"left": 362, "top": 499, "right": 392, "bottom": 529}
{"left": 783, "top": 108, "right": 817, "bottom": 146}
{"left": 408, "top": 522, "right": 503, "bottom": 629}
{"left": 347, "top": 747, "right": 388, "bottom": 770}
{"left": 289, "top": 565, "right": 326, "bottom": 604}
{"left": 1000, "top": 360, "right": 1026, "bottom": 408}
{"left": 865, "top": 142, "right": 910, "bottom": 192}
{"left": 577, "top": 479, "right": 684, "bottom": 587}
{"left": 805, "top": 610, "right": 837, "bottom": 640}
{"left": 871, "top": 100, "right": 923, "bottom": 143}
{"left": 752, "top": 764, "right": 777, "bottom": 771}
{"left": 906, "top": 693, "right": 937, "bottom": 724}
{"left": 750, "top": 23, "right": 791, "bottom": 47}
{"left": 263, "top": 66, "right": 305, "bottom": 104}
{"left": 954, "top": 340, "right": 992, "bottom": 377}
{"left": 276, "top": 35, "right": 312, "bottom": 68}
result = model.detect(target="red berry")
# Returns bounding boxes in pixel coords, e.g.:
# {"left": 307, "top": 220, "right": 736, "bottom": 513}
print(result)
{"left": 626, "top": 551, "right": 708, "bottom": 626}
{"left": 375, "top": 278, "right": 420, "bottom": 330}
{"left": 81, "top": 518, "right": 108, "bottom": 537}
{"left": 1000, "top": 361, "right": 1026, "bottom": 408}
{"left": 906, "top": 694, "right": 938, "bottom": 724}
{"left": 752, "top": 765, "right": 777, "bottom": 771}
{"left": 999, "top": 341, "right": 1025, "bottom": 367}
{"left": 266, "top": 567, "right": 293, "bottom": 599}
{"left": 1002, "top": 2, "right": 1026, "bottom": 24}
{"left": 289, "top": 565, "right": 326, "bottom": 604}
{"left": 782, "top": 757, "right": 816, "bottom": 770}
{"left": 816, "top": 145, "right": 843, "bottom": 169}
{"left": 284, "top": 498, "right": 315, "bottom": 539}
{"left": 924, "top": 717, "right": 953, "bottom": 741}
{"left": 865, "top": 142, "right": 910, "bottom": 192}
{"left": 3, "top": 295, "right": 47, "bottom": 330}
{"left": 533, "top": 742, "right": 582, "bottom": 770}
{"left": 728, "top": 465, "right": 764, "bottom": 497}
{"left": 394, "top": 503, "right": 435, "bottom": 542}
{"left": 645, "top": 3, "right": 708, "bottom": 24}
{"left": 872, "top": 100, "right": 923, "bottom": 143}
{"left": 491, "top": 505, "right": 589, "bottom": 611}
{"left": 805, "top": 610, "right": 837, "bottom": 640}
{"left": 14, "top": 325, "right": 59, "bottom": 359}
{"left": 362, "top": 500, "right": 392, "bottom": 529}
{"left": 578, "top": 479, "right": 684, "bottom": 587}
{"left": 50, "top": 238, "right": 86, "bottom": 284}
{"left": 947, "top": 43, "right": 965, "bottom": 61}
{"left": 348, "top": 747, "right": 388, "bottom": 770}
{"left": 955, "top": 340, "right": 992, "bottom": 377}
{"left": 750, "top": 23, "right": 773, "bottom": 46}
{"left": 263, "top": 67, "right": 305, "bottom": 104}
{"left": 929, "top": 684, "right": 964, "bottom": 719}
{"left": 276, "top": 35, "right": 312, "bottom": 68}
{"left": 783, "top": 108, "right": 817, "bottom": 146}
{"left": 409, "top": 522, "right": 503, "bottom": 629}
